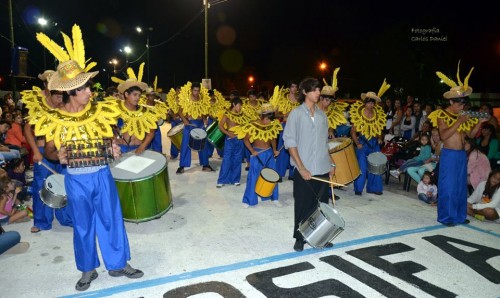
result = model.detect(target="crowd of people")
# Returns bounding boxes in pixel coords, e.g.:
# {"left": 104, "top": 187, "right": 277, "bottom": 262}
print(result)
{"left": 0, "top": 23, "right": 499, "bottom": 293}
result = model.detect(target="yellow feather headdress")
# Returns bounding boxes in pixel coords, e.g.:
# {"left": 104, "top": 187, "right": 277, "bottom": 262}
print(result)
{"left": 436, "top": 60, "right": 474, "bottom": 99}
{"left": 321, "top": 67, "right": 340, "bottom": 96}
{"left": 112, "top": 62, "right": 148, "bottom": 94}
{"left": 361, "top": 78, "right": 391, "bottom": 103}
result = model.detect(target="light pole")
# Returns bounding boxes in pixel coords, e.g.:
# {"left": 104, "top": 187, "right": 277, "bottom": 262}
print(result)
{"left": 136, "top": 26, "right": 153, "bottom": 84}
{"left": 109, "top": 59, "right": 118, "bottom": 74}
{"left": 122, "top": 46, "right": 132, "bottom": 67}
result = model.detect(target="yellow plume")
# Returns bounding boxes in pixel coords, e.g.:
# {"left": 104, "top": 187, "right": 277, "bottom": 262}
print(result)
{"left": 71, "top": 24, "right": 85, "bottom": 68}
{"left": 153, "top": 76, "right": 158, "bottom": 91}
{"left": 84, "top": 61, "right": 97, "bottom": 72}
{"left": 463, "top": 67, "right": 474, "bottom": 91}
{"left": 456, "top": 60, "right": 464, "bottom": 87}
{"left": 435, "top": 71, "right": 457, "bottom": 88}
{"left": 377, "top": 78, "right": 391, "bottom": 98}
{"left": 61, "top": 32, "right": 74, "bottom": 60}
{"left": 111, "top": 77, "right": 124, "bottom": 84}
{"left": 35, "top": 33, "right": 70, "bottom": 62}
{"left": 126, "top": 67, "right": 136, "bottom": 80}
{"left": 332, "top": 67, "right": 340, "bottom": 91}
{"left": 322, "top": 78, "right": 329, "bottom": 86}
{"left": 137, "top": 62, "right": 145, "bottom": 83}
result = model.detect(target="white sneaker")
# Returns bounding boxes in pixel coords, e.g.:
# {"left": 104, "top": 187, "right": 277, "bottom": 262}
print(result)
{"left": 273, "top": 200, "right": 283, "bottom": 207}
{"left": 216, "top": 184, "right": 223, "bottom": 188}
{"left": 234, "top": 182, "right": 241, "bottom": 186}
{"left": 242, "top": 203, "right": 250, "bottom": 209}
{"left": 389, "top": 170, "right": 400, "bottom": 178}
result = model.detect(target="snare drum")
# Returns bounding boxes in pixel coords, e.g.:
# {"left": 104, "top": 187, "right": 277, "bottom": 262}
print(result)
{"left": 111, "top": 150, "right": 173, "bottom": 223}
{"left": 39, "top": 174, "right": 67, "bottom": 208}
{"left": 298, "top": 203, "right": 345, "bottom": 248}
{"left": 367, "top": 152, "right": 388, "bottom": 175}
{"left": 167, "top": 123, "right": 184, "bottom": 150}
{"left": 206, "top": 120, "right": 225, "bottom": 150}
{"left": 255, "top": 168, "right": 280, "bottom": 197}
{"left": 328, "top": 138, "right": 361, "bottom": 185}
{"left": 189, "top": 128, "right": 207, "bottom": 151}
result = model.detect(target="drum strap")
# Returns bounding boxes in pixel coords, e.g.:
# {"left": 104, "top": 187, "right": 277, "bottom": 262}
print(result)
{"left": 304, "top": 178, "right": 327, "bottom": 204}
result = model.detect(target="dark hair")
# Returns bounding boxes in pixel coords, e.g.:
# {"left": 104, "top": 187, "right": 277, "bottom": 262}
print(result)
{"left": 481, "top": 123, "right": 496, "bottom": 137}
{"left": 230, "top": 90, "right": 239, "bottom": 96}
{"left": 0, "top": 175, "right": 12, "bottom": 193}
{"left": 231, "top": 97, "right": 243, "bottom": 107}
{"left": 286, "top": 80, "right": 298, "bottom": 88}
{"left": 247, "top": 89, "right": 256, "bottom": 97}
{"left": 50, "top": 90, "right": 63, "bottom": 96}
{"left": 484, "top": 168, "right": 500, "bottom": 198}
{"left": 105, "top": 86, "right": 119, "bottom": 97}
{"left": 8, "top": 158, "right": 24, "bottom": 171}
{"left": 124, "top": 85, "right": 143, "bottom": 96}
{"left": 298, "top": 77, "right": 321, "bottom": 103}
{"left": 422, "top": 171, "right": 434, "bottom": 185}
{"left": 191, "top": 82, "right": 201, "bottom": 90}
{"left": 0, "top": 119, "right": 11, "bottom": 128}
{"left": 63, "top": 80, "right": 93, "bottom": 103}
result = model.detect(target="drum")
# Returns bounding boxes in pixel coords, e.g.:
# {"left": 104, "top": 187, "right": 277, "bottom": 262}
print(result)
{"left": 298, "top": 203, "right": 345, "bottom": 248}
{"left": 328, "top": 138, "right": 361, "bottom": 185}
{"left": 206, "top": 120, "right": 225, "bottom": 149}
{"left": 39, "top": 174, "right": 67, "bottom": 208}
{"left": 167, "top": 123, "right": 184, "bottom": 150}
{"left": 189, "top": 128, "right": 207, "bottom": 151}
{"left": 367, "top": 152, "right": 388, "bottom": 175}
{"left": 110, "top": 150, "right": 173, "bottom": 223}
{"left": 255, "top": 168, "right": 280, "bottom": 197}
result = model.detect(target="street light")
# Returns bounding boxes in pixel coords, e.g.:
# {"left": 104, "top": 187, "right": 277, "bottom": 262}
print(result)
{"left": 38, "top": 17, "right": 48, "bottom": 70}
{"left": 319, "top": 62, "right": 327, "bottom": 75}
{"left": 109, "top": 59, "right": 118, "bottom": 74}
{"left": 136, "top": 26, "right": 153, "bottom": 84}
{"left": 121, "top": 46, "right": 132, "bottom": 67}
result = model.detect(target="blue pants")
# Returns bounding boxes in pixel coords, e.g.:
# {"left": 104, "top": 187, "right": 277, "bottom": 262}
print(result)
{"left": 217, "top": 137, "right": 244, "bottom": 184}
{"left": 0, "top": 231, "right": 20, "bottom": 255}
{"left": 437, "top": 148, "right": 467, "bottom": 225}
{"left": 150, "top": 128, "right": 163, "bottom": 153}
{"left": 66, "top": 166, "right": 131, "bottom": 272}
{"left": 179, "top": 119, "right": 209, "bottom": 167}
{"left": 119, "top": 144, "right": 139, "bottom": 154}
{"left": 276, "top": 124, "right": 293, "bottom": 178}
{"left": 399, "top": 159, "right": 424, "bottom": 173}
{"left": 242, "top": 148, "right": 279, "bottom": 205}
{"left": 32, "top": 147, "right": 73, "bottom": 230}
{"left": 170, "top": 119, "right": 182, "bottom": 158}
{"left": 353, "top": 137, "right": 383, "bottom": 193}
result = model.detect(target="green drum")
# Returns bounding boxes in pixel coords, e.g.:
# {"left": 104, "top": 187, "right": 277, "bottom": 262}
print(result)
{"left": 206, "top": 120, "right": 225, "bottom": 149}
{"left": 110, "top": 150, "right": 173, "bottom": 223}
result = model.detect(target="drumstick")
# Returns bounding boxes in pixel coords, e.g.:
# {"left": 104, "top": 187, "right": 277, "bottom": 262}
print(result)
{"left": 331, "top": 183, "right": 336, "bottom": 207}
{"left": 310, "top": 176, "right": 345, "bottom": 187}
{"left": 37, "top": 161, "right": 59, "bottom": 175}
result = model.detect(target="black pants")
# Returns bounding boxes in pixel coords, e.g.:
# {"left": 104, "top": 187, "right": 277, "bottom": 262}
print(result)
{"left": 293, "top": 172, "right": 329, "bottom": 241}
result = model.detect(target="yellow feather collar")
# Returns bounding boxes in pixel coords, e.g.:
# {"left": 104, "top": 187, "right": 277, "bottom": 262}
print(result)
{"left": 326, "top": 101, "right": 349, "bottom": 129}
{"left": 349, "top": 100, "right": 387, "bottom": 139}
{"left": 114, "top": 98, "right": 162, "bottom": 140}
{"left": 230, "top": 119, "right": 282, "bottom": 143}
{"left": 427, "top": 109, "right": 478, "bottom": 133}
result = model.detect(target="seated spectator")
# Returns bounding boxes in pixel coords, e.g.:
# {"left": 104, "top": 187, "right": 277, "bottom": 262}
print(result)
{"left": 467, "top": 168, "right": 500, "bottom": 222}
{"left": 417, "top": 171, "right": 438, "bottom": 205}
{"left": 400, "top": 106, "right": 416, "bottom": 140}
{"left": 0, "top": 120, "right": 21, "bottom": 164}
{"left": 390, "top": 133, "right": 432, "bottom": 179}
{"left": 411, "top": 120, "right": 432, "bottom": 142}
{"left": 0, "top": 175, "right": 30, "bottom": 224}
{"left": 407, "top": 127, "right": 442, "bottom": 183}
{"left": 0, "top": 223, "right": 26, "bottom": 255}
{"left": 4, "top": 111, "right": 32, "bottom": 166}
{"left": 476, "top": 123, "right": 500, "bottom": 169}
{"left": 465, "top": 137, "right": 491, "bottom": 190}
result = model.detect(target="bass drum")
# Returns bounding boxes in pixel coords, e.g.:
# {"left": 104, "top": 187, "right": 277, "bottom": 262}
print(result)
{"left": 111, "top": 150, "right": 173, "bottom": 223}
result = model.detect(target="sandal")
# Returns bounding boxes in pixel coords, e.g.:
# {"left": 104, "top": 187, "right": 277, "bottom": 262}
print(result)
{"left": 31, "top": 226, "right": 40, "bottom": 233}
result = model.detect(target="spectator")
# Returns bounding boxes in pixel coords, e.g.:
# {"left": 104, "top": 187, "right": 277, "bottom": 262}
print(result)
{"left": 413, "top": 101, "right": 424, "bottom": 133}
{"left": 0, "top": 120, "right": 21, "bottom": 163}
{"left": 0, "top": 223, "right": 29, "bottom": 255}
{"left": 417, "top": 171, "right": 438, "bottom": 205}
{"left": 465, "top": 137, "right": 491, "bottom": 190}
{"left": 400, "top": 106, "right": 416, "bottom": 140}
{"left": 467, "top": 168, "right": 500, "bottom": 222}
{"left": 479, "top": 103, "right": 498, "bottom": 131}
{"left": 407, "top": 127, "right": 442, "bottom": 183}
{"left": 389, "top": 98, "right": 403, "bottom": 136}
{"left": 476, "top": 123, "right": 500, "bottom": 169}
{"left": 0, "top": 175, "right": 30, "bottom": 224}
{"left": 390, "top": 133, "right": 432, "bottom": 179}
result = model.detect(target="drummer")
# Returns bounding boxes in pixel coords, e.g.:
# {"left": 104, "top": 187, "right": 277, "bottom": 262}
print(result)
{"left": 21, "top": 70, "right": 73, "bottom": 233}
{"left": 166, "top": 86, "right": 182, "bottom": 159}
{"left": 112, "top": 63, "right": 159, "bottom": 154}
{"left": 241, "top": 89, "right": 261, "bottom": 171}
{"left": 206, "top": 89, "right": 230, "bottom": 159}
{"left": 143, "top": 76, "right": 168, "bottom": 153}
{"left": 176, "top": 82, "right": 215, "bottom": 174}
{"left": 283, "top": 77, "right": 336, "bottom": 252}
{"left": 349, "top": 79, "right": 389, "bottom": 196}
{"left": 216, "top": 97, "right": 245, "bottom": 188}
{"left": 230, "top": 103, "right": 282, "bottom": 208}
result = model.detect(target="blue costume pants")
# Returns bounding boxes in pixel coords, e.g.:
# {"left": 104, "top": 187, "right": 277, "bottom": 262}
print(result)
{"left": 170, "top": 118, "right": 182, "bottom": 158}
{"left": 276, "top": 124, "right": 294, "bottom": 179}
{"left": 353, "top": 137, "right": 383, "bottom": 193}
{"left": 119, "top": 144, "right": 139, "bottom": 154}
{"left": 437, "top": 148, "right": 467, "bottom": 225}
{"left": 217, "top": 137, "right": 243, "bottom": 184}
{"left": 32, "top": 147, "right": 73, "bottom": 230}
{"left": 66, "top": 166, "right": 131, "bottom": 272}
{"left": 242, "top": 148, "right": 279, "bottom": 205}
{"left": 150, "top": 128, "right": 163, "bottom": 153}
{"left": 179, "top": 119, "right": 209, "bottom": 167}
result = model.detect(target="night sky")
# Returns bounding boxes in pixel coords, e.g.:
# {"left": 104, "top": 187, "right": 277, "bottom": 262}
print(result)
{"left": 1, "top": 0, "right": 499, "bottom": 101}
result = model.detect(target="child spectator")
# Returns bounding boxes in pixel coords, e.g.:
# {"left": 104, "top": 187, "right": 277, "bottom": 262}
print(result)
{"left": 417, "top": 171, "right": 438, "bottom": 204}
{"left": 0, "top": 176, "right": 30, "bottom": 224}
{"left": 390, "top": 133, "right": 432, "bottom": 179}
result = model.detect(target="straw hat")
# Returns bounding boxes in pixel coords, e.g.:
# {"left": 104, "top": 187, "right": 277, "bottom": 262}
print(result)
{"left": 117, "top": 79, "right": 147, "bottom": 94}
{"left": 321, "top": 67, "right": 340, "bottom": 97}
{"left": 38, "top": 70, "right": 55, "bottom": 82}
{"left": 436, "top": 60, "right": 474, "bottom": 100}
{"left": 443, "top": 86, "right": 473, "bottom": 100}
{"left": 361, "top": 91, "right": 380, "bottom": 103}
{"left": 48, "top": 60, "right": 98, "bottom": 91}
{"left": 113, "top": 63, "right": 148, "bottom": 94}
{"left": 258, "top": 103, "right": 277, "bottom": 114}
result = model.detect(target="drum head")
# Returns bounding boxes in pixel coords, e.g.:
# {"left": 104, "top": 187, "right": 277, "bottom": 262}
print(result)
{"left": 167, "top": 123, "right": 184, "bottom": 136}
{"left": 319, "top": 203, "right": 345, "bottom": 228}
{"left": 45, "top": 174, "right": 66, "bottom": 196}
{"left": 111, "top": 150, "right": 167, "bottom": 180}
{"left": 328, "top": 138, "right": 351, "bottom": 153}
{"left": 190, "top": 128, "right": 207, "bottom": 139}
{"left": 261, "top": 168, "right": 280, "bottom": 182}
{"left": 368, "top": 152, "right": 387, "bottom": 164}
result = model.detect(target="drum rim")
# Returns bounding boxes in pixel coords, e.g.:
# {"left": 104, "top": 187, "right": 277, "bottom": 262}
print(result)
{"left": 329, "top": 137, "right": 352, "bottom": 153}
{"left": 260, "top": 168, "right": 280, "bottom": 182}
{"left": 111, "top": 150, "right": 168, "bottom": 180}
{"left": 167, "top": 124, "right": 185, "bottom": 136}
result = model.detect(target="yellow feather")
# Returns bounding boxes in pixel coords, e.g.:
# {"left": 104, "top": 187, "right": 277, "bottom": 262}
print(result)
{"left": 137, "top": 62, "right": 145, "bottom": 83}
{"left": 126, "top": 67, "right": 136, "bottom": 80}
{"left": 463, "top": 67, "right": 474, "bottom": 91}
{"left": 332, "top": 67, "right": 340, "bottom": 91}
{"left": 153, "top": 76, "right": 158, "bottom": 91}
{"left": 36, "top": 33, "right": 69, "bottom": 62}
{"left": 435, "top": 71, "right": 457, "bottom": 88}
{"left": 111, "top": 77, "right": 124, "bottom": 84}
{"left": 456, "top": 60, "right": 463, "bottom": 87}
{"left": 377, "top": 78, "right": 391, "bottom": 98}
{"left": 71, "top": 24, "right": 85, "bottom": 69}
{"left": 61, "top": 32, "right": 74, "bottom": 60}
{"left": 84, "top": 61, "right": 97, "bottom": 72}
{"left": 322, "top": 78, "right": 329, "bottom": 86}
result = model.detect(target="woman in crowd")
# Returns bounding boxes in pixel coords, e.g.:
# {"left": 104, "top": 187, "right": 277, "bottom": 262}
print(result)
{"left": 465, "top": 137, "right": 491, "bottom": 191}
{"left": 476, "top": 123, "right": 500, "bottom": 169}
{"left": 467, "top": 168, "right": 500, "bottom": 222}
